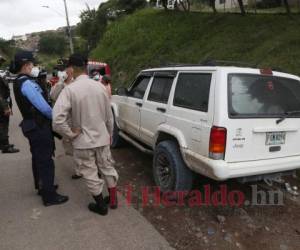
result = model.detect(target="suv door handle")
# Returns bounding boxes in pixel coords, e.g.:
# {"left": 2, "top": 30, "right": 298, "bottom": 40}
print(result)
{"left": 157, "top": 107, "right": 166, "bottom": 113}
{"left": 136, "top": 102, "right": 143, "bottom": 107}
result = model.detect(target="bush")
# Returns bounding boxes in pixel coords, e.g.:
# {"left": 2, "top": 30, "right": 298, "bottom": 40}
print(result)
{"left": 0, "top": 38, "right": 16, "bottom": 63}
{"left": 39, "top": 33, "right": 67, "bottom": 55}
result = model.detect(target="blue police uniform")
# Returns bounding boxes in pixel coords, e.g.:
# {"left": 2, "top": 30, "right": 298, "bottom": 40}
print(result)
{"left": 11, "top": 50, "right": 68, "bottom": 206}
{"left": 0, "top": 67, "right": 19, "bottom": 153}
{"left": 14, "top": 74, "right": 54, "bottom": 192}
{"left": 14, "top": 73, "right": 68, "bottom": 205}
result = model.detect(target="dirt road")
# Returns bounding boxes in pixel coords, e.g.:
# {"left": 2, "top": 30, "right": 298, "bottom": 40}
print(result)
{"left": 112, "top": 144, "right": 300, "bottom": 250}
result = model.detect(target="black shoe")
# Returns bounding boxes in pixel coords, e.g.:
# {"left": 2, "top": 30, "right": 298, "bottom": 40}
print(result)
{"left": 88, "top": 203, "right": 108, "bottom": 215}
{"left": 2, "top": 146, "right": 19, "bottom": 153}
{"left": 43, "top": 192, "right": 69, "bottom": 207}
{"left": 37, "top": 185, "right": 59, "bottom": 196}
{"left": 71, "top": 174, "right": 82, "bottom": 180}
{"left": 89, "top": 194, "right": 108, "bottom": 215}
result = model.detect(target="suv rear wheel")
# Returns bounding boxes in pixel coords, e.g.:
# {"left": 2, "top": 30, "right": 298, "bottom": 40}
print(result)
{"left": 153, "top": 140, "right": 194, "bottom": 193}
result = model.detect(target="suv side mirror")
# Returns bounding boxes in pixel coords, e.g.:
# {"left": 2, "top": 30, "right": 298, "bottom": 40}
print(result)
{"left": 117, "top": 87, "right": 128, "bottom": 96}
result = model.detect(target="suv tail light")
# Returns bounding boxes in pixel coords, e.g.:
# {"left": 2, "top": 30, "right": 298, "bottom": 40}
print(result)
{"left": 209, "top": 126, "right": 227, "bottom": 160}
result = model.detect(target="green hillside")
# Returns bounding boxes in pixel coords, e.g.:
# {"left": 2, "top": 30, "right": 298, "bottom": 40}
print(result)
{"left": 92, "top": 9, "right": 300, "bottom": 88}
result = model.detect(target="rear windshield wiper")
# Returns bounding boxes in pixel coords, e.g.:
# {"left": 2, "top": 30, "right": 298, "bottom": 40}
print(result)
{"left": 276, "top": 110, "right": 300, "bottom": 124}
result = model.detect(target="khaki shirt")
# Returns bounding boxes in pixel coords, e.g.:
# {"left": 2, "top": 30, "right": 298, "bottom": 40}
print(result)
{"left": 50, "top": 80, "right": 65, "bottom": 103}
{"left": 52, "top": 75, "right": 113, "bottom": 149}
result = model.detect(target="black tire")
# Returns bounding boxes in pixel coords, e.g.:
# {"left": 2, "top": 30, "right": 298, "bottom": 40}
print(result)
{"left": 153, "top": 140, "right": 194, "bottom": 193}
{"left": 111, "top": 115, "right": 123, "bottom": 148}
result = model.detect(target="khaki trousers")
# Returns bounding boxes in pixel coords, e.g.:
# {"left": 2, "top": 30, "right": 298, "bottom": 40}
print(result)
{"left": 74, "top": 146, "right": 118, "bottom": 196}
{"left": 62, "top": 138, "right": 81, "bottom": 176}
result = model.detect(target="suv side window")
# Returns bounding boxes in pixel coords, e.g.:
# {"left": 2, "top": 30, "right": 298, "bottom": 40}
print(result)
{"left": 128, "top": 76, "right": 151, "bottom": 99}
{"left": 173, "top": 73, "right": 212, "bottom": 112}
{"left": 147, "top": 77, "right": 174, "bottom": 104}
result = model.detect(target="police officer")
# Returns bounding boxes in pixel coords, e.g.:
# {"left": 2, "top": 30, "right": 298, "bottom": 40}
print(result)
{"left": 10, "top": 51, "right": 68, "bottom": 206}
{"left": 36, "top": 69, "right": 52, "bottom": 105}
{"left": 0, "top": 56, "right": 19, "bottom": 153}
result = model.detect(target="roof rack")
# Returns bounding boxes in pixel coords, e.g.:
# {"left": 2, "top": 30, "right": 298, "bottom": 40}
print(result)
{"left": 158, "top": 60, "right": 286, "bottom": 73}
{"left": 161, "top": 63, "right": 203, "bottom": 68}
{"left": 199, "top": 59, "right": 257, "bottom": 68}
{"left": 160, "top": 60, "right": 257, "bottom": 68}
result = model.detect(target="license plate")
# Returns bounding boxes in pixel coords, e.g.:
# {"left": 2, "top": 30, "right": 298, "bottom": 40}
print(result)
{"left": 266, "top": 132, "right": 286, "bottom": 145}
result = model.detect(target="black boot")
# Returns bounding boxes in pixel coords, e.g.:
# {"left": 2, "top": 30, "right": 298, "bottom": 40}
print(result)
{"left": 42, "top": 190, "right": 69, "bottom": 207}
{"left": 88, "top": 193, "right": 108, "bottom": 216}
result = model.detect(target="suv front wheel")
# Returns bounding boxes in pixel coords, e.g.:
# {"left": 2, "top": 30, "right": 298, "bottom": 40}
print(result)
{"left": 153, "top": 140, "right": 194, "bottom": 193}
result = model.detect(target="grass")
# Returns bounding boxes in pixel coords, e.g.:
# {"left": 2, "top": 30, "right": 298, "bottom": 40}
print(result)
{"left": 91, "top": 8, "right": 300, "bottom": 88}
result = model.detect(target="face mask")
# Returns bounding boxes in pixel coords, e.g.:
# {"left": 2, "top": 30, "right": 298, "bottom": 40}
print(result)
{"left": 30, "top": 67, "right": 40, "bottom": 78}
{"left": 58, "top": 71, "right": 68, "bottom": 81}
{"left": 93, "top": 74, "right": 100, "bottom": 81}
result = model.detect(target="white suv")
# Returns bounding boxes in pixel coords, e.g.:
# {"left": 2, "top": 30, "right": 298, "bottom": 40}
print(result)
{"left": 111, "top": 66, "right": 300, "bottom": 192}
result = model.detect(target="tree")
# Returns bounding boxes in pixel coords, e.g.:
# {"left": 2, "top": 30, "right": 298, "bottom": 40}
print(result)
{"left": 77, "top": 0, "right": 147, "bottom": 52}
{"left": 161, "top": 0, "right": 168, "bottom": 10}
{"left": 0, "top": 39, "right": 16, "bottom": 60}
{"left": 39, "top": 33, "right": 67, "bottom": 55}
{"left": 283, "top": 0, "right": 291, "bottom": 14}
{"left": 77, "top": 8, "right": 102, "bottom": 51}
{"left": 161, "top": 0, "right": 190, "bottom": 12}
{"left": 210, "top": 0, "right": 217, "bottom": 13}
{"left": 237, "top": 0, "right": 246, "bottom": 15}
{"left": 178, "top": 0, "right": 191, "bottom": 11}
{"left": 117, "top": 0, "right": 147, "bottom": 13}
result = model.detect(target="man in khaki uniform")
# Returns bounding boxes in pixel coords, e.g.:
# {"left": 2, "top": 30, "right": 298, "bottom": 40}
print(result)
{"left": 52, "top": 54, "right": 118, "bottom": 216}
{"left": 50, "top": 65, "right": 83, "bottom": 180}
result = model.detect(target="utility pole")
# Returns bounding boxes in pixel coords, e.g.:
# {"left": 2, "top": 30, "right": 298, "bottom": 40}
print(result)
{"left": 63, "top": 0, "right": 74, "bottom": 54}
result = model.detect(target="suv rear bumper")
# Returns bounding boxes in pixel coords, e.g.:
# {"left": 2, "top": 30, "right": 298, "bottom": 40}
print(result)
{"left": 183, "top": 149, "right": 300, "bottom": 180}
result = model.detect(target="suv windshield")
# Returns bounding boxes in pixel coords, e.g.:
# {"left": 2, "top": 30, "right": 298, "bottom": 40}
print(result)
{"left": 228, "top": 74, "right": 300, "bottom": 118}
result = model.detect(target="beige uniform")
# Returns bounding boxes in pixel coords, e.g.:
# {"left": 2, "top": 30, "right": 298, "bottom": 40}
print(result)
{"left": 50, "top": 80, "right": 66, "bottom": 103}
{"left": 52, "top": 75, "right": 118, "bottom": 196}
{"left": 50, "top": 80, "right": 81, "bottom": 176}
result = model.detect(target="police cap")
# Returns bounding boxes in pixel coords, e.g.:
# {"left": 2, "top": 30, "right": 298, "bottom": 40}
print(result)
{"left": 14, "top": 51, "right": 35, "bottom": 64}
{"left": 9, "top": 51, "right": 35, "bottom": 74}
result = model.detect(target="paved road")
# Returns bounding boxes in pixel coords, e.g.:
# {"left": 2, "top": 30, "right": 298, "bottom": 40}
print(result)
{"left": 0, "top": 84, "right": 173, "bottom": 250}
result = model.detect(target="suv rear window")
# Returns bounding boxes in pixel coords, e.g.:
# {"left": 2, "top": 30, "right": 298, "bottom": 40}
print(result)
{"left": 173, "top": 73, "right": 212, "bottom": 112}
{"left": 228, "top": 74, "right": 300, "bottom": 118}
{"left": 148, "top": 77, "right": 174, "bottom": 104}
